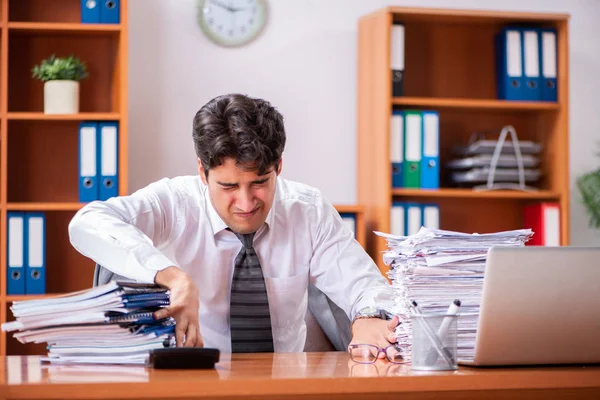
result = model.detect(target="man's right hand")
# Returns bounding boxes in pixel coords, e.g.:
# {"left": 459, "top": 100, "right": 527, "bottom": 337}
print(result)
{"left": 153, "top": 266, "right": 203, "bottom": 348}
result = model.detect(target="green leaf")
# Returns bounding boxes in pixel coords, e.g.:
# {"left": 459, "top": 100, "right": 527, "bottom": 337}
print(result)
{"left": 31, "top": 54, "right": 88, "bottom": 82}
{"left": 577, "top": 169, "right": 600, "bottom": 229}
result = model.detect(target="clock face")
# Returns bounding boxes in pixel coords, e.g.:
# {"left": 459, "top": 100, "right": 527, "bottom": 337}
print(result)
{"left": 197, "top": 0, "right": 268, "bottom": 47}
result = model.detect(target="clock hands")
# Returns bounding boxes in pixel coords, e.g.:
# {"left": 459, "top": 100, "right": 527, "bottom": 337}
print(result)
{"left": 208, "top": 0, "right": 250, "bottom": 13}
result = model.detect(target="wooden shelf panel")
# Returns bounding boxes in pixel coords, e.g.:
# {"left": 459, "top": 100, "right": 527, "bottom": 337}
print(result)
{"left": 8, "top": 121, "right": 81, "bottom": 203}
{"left": 6, "top": 294, "right": 52, "bottom": 302}
{"left": 6, "top": 203, "right": 85, "bottom": 211}
{"left": 334, "top": 205, "right": 365, "bottom": 214}
{"left": 8, "top": 33, "right": 120, "bottom": 113}
{"left": 8, "top": 22, "right": 121, "bottom": 34}
{"left": 7, "top": 112, "right": 120, "bottom": 120}
{"left": 392, "top": 97, "right": 559, "bottom": 111}
{"left": 389, "top": 6, "right": 569, "bottom": 24}
{"left": 392, "top": 188, "right": 561, "bottom": 200}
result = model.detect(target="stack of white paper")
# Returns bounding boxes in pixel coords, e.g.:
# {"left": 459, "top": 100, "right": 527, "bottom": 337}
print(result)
{"left": 374, "top": 227, "right": 533, "bottom": 361}
{"left": 1, "top": 281, "right": 175, "bottom": 365}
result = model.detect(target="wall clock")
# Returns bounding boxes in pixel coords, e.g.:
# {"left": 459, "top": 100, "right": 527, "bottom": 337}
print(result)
{"left": 197, "top": 0, "right": 269, "bottom": 47}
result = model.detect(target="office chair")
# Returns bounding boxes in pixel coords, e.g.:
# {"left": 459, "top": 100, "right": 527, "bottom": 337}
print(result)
{"left": 93, "top": 264, "right": 351, "bottom": 352}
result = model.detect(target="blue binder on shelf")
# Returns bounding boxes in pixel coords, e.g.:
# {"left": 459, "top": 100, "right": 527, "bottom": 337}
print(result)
{"left": 390, "top": 110, "right": 404, "bottom": 188}
{"left": 7, "top": 212, "right": 26, "bottom": 295}
{"left": 339, "top": 213, "right": 357, "bottom": 238}
{"left": 540, "top": 28, "right": 557, "bottom": 102}
{"left": 495, "top": 27, "right": 525, "bottom": 100}
{"left": 79, "top": 122, "right": 99, "bottom": 202}
{"left": 98, "top": 122, "right": 119, "bottom": 201}
{"left": 100, "top": 0, "right": 120, "bottom": 24}
{"left": 390, "top": 202, "right": 405, "bottom": 237}
{"left": 25, "top": 213, "right": 46, "bottom": 295}
{"left": 522, "top": 28, "right": 542, "bottom": 101}
{"left": 80, "top": 0, "right": 100, "bottom": 23}
{"left": 421, "top": 203, "right": 440, "bottom": 230}
{"left": 404, "top": 202, "right": 422, "bottom": 236}
{"left": 420, "top": 110, "right": 439, "bottom": 189}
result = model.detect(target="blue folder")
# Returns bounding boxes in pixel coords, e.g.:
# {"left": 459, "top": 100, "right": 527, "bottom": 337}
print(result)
{"left": 79, "top": 122, "right": 99, "bottom": 202}
{"left": 25, "top": 213, "right": 46, "bottom": 295}
{"left": 100, "top": 0, "right": 120, "bottom": 24}
{"left": 539, "top": 28, "right": 558, "bottom": 101}
{"left": 81, "top": 0, "right": 100, "bottom": 23}
{"left": 391, "top": 110, "right": 404, "bottom": 188}
{"left": 495, "top": 27, "right": 525, "bottom": 100}
{"left": 420, "top": 110, "right": 439, "bottom": 189}
{"left": 7, "top": 212, "right": 26, "bottom": 295}
{"left": 521, "top": 28, "right": 542, "bottom": 101}
{"left": 98, "top": 122, "right": 119, "bottom": 201}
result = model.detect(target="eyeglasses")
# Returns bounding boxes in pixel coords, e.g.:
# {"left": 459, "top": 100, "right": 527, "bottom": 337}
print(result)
{"left": 348, "top": 343, "right": 406, "bottom": 364}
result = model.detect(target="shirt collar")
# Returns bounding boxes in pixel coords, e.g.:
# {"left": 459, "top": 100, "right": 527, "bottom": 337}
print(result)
{"left": 203, "top": 178, "right": 279, "bottom": 237}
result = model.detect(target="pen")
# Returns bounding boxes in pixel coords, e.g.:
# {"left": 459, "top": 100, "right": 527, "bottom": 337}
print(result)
{"left": 437, "top": 299, "right": 461, "bottom": 339}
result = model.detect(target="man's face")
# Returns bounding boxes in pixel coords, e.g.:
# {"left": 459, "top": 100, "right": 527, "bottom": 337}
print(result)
{"left": 199, "top": 157, "right": 281, "bottom": 234}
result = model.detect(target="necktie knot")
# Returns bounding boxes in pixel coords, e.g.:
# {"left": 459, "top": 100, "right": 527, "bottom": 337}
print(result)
{"left": 229, "top": 230, "right": 255, "bottom": 250}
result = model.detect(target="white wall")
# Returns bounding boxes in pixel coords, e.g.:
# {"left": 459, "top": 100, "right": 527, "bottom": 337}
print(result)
{"left": 128, "top": 0, "right": 600, "bottom": 245}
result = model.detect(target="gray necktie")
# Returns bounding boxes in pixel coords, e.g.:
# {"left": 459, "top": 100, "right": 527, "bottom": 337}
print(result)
{"left": 229, "top": 231, "right": 274, "bottom": 353}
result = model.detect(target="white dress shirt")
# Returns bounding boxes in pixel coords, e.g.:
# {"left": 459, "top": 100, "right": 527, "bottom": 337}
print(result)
{"left": 68, "top": 175, "right": 390, "bottom": 353}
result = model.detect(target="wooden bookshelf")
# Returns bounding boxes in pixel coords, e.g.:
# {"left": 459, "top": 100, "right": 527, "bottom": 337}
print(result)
{"left": 334, "top": 204, "right": 367, "bottom": 249}
{"left": 358, "top": 7, "right": 570, "bottom": 273}
{"left": 0, "top": 0, "right": 129, "bottom": 356}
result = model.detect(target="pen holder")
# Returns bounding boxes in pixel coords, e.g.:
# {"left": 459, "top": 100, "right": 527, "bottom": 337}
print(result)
{"left": 410, "top": 313, "right": 458, "bottom": 371}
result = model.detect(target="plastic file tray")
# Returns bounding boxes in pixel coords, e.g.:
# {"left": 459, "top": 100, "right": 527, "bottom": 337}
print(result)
{"left": 446, "top": 154, "right": 539, "bottom": 170}
{"left": 451, "top": 168, "right": 541, "bottom": 184}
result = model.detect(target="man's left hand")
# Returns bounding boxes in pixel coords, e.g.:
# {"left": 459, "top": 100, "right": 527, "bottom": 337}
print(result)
{"left": 350, "top": 316, "right": 400, "bottom": 358}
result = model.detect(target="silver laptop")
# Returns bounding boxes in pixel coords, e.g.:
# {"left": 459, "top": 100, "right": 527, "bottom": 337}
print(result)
{"left": 459, "top": 246, "right": 600, "bottom": 366}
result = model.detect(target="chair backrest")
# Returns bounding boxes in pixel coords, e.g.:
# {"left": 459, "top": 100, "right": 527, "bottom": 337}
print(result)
{"left": 92, "top": 264, "right": 351, "bottom": 351}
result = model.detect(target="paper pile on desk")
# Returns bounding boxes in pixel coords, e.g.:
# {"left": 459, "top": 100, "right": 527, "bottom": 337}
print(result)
{"left": 374, "top": 227, "right": 533, "bottom": 361}
{"left": 1, "top": 281, "right": 175, "bottom": 365}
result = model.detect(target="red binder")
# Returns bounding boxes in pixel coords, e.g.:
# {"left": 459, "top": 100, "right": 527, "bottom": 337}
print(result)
{"left": 523, "top": 203, "right": 561, "bottom": 246}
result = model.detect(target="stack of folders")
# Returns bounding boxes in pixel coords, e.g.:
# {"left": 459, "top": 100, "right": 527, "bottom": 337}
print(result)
{"left": 79, "top": 121, "right": 120, "bottom": 202}
{"left": 390, "top": 202, "right": 439, "bottom": 237}
{"left": 390, "top": 110, "right": 440, "bottom": 190}
{"left": 7, "top": 212, "right": 46, "bottom": 295}
{"left": 1, "top": 281, "right": 175, "bottom": 365}
{"left": 496, "top": 26, "right": 558, "bottom": 101}
{"left": 373, "top": 227, "right": 533, "bottom": 361}
{"left": 446, "top": 134, "right": 543, "bottom": 187}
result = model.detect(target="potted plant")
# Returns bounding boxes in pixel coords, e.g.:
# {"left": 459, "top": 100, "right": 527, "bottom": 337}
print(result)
{"left": 577, "top": 166, "right": 600, "bottom": 229}
{"left": 31, "top": 54, "right": 88, "bottom": 114}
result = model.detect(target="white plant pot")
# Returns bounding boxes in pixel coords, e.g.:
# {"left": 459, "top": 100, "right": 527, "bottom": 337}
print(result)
{"left": 44, "top": 80, "right": 79, "bottom": 114}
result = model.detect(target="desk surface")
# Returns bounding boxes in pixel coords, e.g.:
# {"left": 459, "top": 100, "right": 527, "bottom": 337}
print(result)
{"left": 2, "top": 353, "right": 600, "bottom": 400}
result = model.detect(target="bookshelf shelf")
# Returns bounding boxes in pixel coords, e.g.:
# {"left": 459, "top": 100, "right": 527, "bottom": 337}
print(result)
{"left": 0, "top": 0, "right": 129, "bottom": 356}
{"left": 6, "top": 112, "right": 120, "bottom": 121}
{"left": 392, "top": 97, "right": 559, "bottom": 111}
{"left": 8, "top": 22, "right": 121, "bottom": 34}
{"left": 392, "top": 188, "right": 561, "bottom": 200}
{"left": 6, "top": 294, "right": 53, "bottom": 302}
{"left": 6, "top": 203, "right": 85, "bottom": 211}
{"left": 358, "top": 7, "right": 570, "bottom": 274}
{"left": 7, "top": 112, "right": 120, "bottom": 121}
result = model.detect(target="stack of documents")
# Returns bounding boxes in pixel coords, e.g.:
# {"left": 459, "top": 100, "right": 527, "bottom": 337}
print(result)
{"left": 374, "top": 227, "right": 533, "bottom": 361}
{"left": 1, "top": 281, "right": 175, "bottom": 365}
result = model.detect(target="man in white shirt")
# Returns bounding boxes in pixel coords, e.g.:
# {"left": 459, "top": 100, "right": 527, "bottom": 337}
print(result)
{"left": 69, "top": 93, "right": 397, "bottom": 355}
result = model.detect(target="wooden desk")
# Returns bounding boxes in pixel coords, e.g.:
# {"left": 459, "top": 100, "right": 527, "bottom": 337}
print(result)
{"left": 1, "top": 352, "right": 600, "bottom": 399}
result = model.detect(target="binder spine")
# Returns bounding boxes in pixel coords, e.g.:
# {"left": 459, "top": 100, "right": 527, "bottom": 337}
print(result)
{"left": 25, "top": 213, "right": 46, "bottom": 295}
{"left": 390, "top": 23, "right": 405, "bottom": 97}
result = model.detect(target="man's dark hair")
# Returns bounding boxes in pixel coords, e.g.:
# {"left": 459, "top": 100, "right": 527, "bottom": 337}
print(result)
{"left": 193, "top": 93, "right": 286, "bottom": 177}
